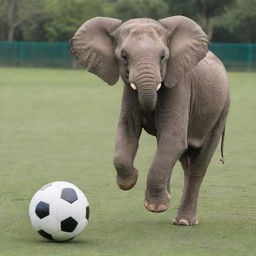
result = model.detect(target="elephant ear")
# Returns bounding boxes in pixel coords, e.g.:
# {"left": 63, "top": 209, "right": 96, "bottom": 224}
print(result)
{"left": 70, "top": 17, "right": 122, "bottom": 85}
{"left": 159, "top": 16, "right": 209, "bottom": 88}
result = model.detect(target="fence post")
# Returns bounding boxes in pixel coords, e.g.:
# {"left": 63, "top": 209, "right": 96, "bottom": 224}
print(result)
{"left": 62, "top": 43, "right": 67, "bottom": 68}
{"left": 247, "top": 44, "right": 253, "bottom": 72}
{"left": 19, "top": 42, "right": 25, "bottom": 66}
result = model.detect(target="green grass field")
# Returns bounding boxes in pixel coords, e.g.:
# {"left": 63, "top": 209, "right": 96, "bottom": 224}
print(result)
{"left": 0, "top": 67, "right": 255, "bottom": 256}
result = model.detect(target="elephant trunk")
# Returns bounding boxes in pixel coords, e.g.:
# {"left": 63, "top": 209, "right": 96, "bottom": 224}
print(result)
{"left": 137, "top": 83, "right": 157, "bottom": 112}
{"left": 130, "top": 61, "right": 161, "bottom": 112}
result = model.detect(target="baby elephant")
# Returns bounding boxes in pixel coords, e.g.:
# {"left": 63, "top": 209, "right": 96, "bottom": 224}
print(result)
{"left": 71, "top": 16, "right": 230, "bottom": 226}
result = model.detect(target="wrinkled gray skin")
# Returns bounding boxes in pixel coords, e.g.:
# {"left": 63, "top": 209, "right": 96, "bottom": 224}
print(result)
{"left": 71, "top": 16, "right": 230, "bottom": 225}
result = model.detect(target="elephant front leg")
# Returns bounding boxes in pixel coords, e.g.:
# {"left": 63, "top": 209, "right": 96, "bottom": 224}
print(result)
{"left": 145, "top": 134, "right": 186, "bottom": 212}
{"left": 113, "top": 116, "right": 142, "bottom": 190}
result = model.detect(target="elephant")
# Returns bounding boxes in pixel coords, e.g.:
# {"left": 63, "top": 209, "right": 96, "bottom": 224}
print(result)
{"left": 71, "top": 16, "right": 230, "bottom": 226}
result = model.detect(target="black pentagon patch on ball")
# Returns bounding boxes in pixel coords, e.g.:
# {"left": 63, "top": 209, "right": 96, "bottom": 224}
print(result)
{"left": 61, "top": 217, "right": 78, "bottom": 232}
{"left": 86, "top": 206, "right": 90, "bottom": 220}
{"left": 61, "top": 188, "right": 78, "bottom": 204}
{"left": 38, "top": 230, "right": 53, "bottom": 240}
{"left": 35, "top": 201, "right": 49, "bottom": 219}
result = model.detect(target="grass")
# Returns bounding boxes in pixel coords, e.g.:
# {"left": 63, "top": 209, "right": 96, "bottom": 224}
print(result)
{"left": 0, "top": 67, "right": 255, "bottom": 256}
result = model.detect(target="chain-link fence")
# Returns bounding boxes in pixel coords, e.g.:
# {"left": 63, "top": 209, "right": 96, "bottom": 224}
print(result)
{"left": 0, "top": 41, "right": 72, "bottom": 68}
{"left": 210, "top": 43, "right": 256, "bottom": 71}
{"left": 0, "top": 41, "right": 256, "bottom": 71}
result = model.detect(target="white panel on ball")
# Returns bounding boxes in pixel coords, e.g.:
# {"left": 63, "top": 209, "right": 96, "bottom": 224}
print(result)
{"left": 72, "top": 219, "right": 88, "bottom": 237}
{"left": 52, "top": 231, "right": 73, "bottom": 241}
{"left": 40, "top": 215, "right": 60, "bottom": 234}
{"left": 29, "top": 213, "right": 41, "bottom": 231}
{"left": 50, "top": 200, "right": 73, "bottom": 221}
{"left": 29, "top": 191, "right": 42, "bottom": 214}
{"left": 39, "top": 186, "right": 61, "bottom": 204}
{"left": 54, "top": 181, "right": 77, "bottom": 190}
{"left": 71, "top": 201, "right": 86, "bottom": 221}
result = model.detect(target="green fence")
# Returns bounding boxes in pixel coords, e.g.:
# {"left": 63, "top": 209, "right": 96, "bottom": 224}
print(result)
{"left": 0, "top": 41, "right": 72, "bottom": 68}
{"left": 0, "top": 41, "right": 256, "bottom": 70}
{"left": 210, "top": 43, "right": 256, "bottom": 71}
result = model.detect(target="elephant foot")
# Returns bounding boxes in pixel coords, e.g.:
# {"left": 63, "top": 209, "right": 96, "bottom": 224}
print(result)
{"left": 116, "top": 168, "right": 138, "bottom": 190}
{"left": 172, "top": 215, "right": 199, "bottom": 226}
{"left": 144, "top": 190, "right": 170, "bottom": 213}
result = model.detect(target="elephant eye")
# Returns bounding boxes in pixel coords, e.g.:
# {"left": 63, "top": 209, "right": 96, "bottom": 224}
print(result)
{"left": 121, "top": 51, "right": 128, "bottom": 65}
{"left": 160, "top": 52, "right": 165, "bottom": 61}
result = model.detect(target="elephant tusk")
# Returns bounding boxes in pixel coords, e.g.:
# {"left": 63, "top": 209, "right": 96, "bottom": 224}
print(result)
{"left": 130, "top": 83, "right": 137, "bottom": 90}
{"left": 157, "top": 83, "right": 161, "bottom": 91}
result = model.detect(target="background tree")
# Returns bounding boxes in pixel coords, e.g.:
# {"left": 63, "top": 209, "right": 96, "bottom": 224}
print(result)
{"left": 112, "top": 0, "right": 169, "bottom": 20}
{"left": 164, "top": 0, "right": 235, "bottom": 40}
{"left": 0, "top": 0, "right": 21, "bottom": 41}
{"left": 43, "top": 0, "right": 112, "bottom": 42}
{"left": 0, "top": 0, "right": 45, "bottom": 41}
{"left": 0, "top": 0, "right": 256, "bottom": 42}
{"left": 216, "top": 0, "right": 256, "bottom": 43}
{"left": 17, "top": 0, "right": 47, "bottom": 41}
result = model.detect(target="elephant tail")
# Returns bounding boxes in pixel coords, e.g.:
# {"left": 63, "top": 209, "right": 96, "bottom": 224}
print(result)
{"left": 219, "top": 128, "right": 226, "bottom": 164}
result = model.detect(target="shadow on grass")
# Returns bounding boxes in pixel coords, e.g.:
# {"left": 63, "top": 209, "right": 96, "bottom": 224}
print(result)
{"left": 28, "top": 237, "right": 98, "bottom": 247}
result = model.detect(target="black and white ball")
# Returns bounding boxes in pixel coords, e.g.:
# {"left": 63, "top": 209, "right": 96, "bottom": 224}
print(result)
{"left": 29, "top": 181, "right": 89, "bottom": 241}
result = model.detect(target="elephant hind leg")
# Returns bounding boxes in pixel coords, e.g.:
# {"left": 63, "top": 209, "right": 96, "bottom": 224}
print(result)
{"left": 173, "top": 149, "right": 200, "bottom": 226}
{"left": 173, "top": 108, "right": 229, "bottom": 226}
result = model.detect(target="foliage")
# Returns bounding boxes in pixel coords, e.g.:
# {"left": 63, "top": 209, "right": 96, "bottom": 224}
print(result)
{"left": 0, "top": 0, "right": 255, "bottom": 42}
{"left": 0, "top": 0, "right": 46, "bottom": 41}
{"left": 216, "top": 0, "right": 256, "bottom": 43}
{"left": 43, "top": 0, "right": 112, "bottom": 42}
{"left": 112, "top": 0, "right": 169, "bottom": 20}
{"left": 18, "top": 0, "right": 48, "bottom": 41}
{"left": 164, "top": 0, "right": 235, "bottom": 39}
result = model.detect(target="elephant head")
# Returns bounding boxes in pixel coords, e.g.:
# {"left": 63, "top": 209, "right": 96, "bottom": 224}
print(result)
{"left": 71, "top": 16, "right": 208, "bottom": 112}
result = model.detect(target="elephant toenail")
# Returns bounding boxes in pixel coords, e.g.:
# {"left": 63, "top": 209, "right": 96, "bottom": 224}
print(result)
{"left": 172, "top": 218, "right": 178, "bottom": 225}
{"left": 148, "top": 204, "right": 156, "bottom": 211}
{"left": 156, "top": 204, "right": 168, "bottom": 212}
{"left": 178, "top": 219, "right": 189, "bottom": 226}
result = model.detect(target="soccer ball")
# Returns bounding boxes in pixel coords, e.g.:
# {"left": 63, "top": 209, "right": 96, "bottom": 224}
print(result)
{"left": 29, "top": 181, "right": 89, "bottom": 241}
